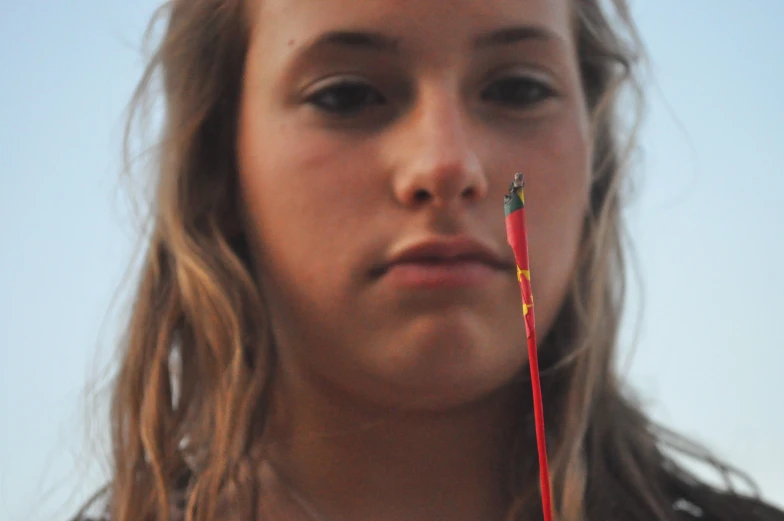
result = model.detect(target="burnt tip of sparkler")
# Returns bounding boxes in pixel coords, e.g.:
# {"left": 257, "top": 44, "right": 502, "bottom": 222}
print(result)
{"left": 505, "top": 172, "right": 526, "bottom": 204}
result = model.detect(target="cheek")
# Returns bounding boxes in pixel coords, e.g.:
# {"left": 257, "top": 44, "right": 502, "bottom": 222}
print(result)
{"left": 524, "top": 114, "right": 591, "bottom": 331}
{"left": 236, "top": 104, "right": 381, "bottom": 299}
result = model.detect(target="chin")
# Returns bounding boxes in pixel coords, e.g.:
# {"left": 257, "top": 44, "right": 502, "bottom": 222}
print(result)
{"left": 366, "top": 319, "right": 528, "bottom": 411}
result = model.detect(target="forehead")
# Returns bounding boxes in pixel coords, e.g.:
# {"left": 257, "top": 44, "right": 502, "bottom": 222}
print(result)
{"left": 250, "top": 0, "right": 574, "bottom": 56}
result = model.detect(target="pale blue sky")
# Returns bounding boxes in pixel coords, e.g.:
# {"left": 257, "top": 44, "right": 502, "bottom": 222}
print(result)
{"left": 1, "top": 1, "right": 782, "bottom": 520}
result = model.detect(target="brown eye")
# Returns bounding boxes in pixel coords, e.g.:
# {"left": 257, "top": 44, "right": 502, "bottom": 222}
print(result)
{"left": 307, "top": 81, "right": 387, "bottom": 116}
{"left": 481, "top": 76, "right": 556, "bottom": 108}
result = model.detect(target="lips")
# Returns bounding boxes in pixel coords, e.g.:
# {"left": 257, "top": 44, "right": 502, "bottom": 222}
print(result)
{"left": 374, "top": 236, "right": 514, "bottom": 288}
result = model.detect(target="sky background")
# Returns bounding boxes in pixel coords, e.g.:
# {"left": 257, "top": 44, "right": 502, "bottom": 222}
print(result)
{"left": 1, "top": 1, "right": 782, "bottom": 520}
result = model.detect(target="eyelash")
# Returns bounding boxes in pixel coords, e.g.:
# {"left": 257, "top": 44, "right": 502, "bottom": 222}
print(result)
{"left": 305, "top": 75, "right": 557, "bottom": 117}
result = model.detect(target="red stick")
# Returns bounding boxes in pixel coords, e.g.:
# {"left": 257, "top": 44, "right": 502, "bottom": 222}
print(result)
{"left": 504, "top": 173, "right": 553, "bottom": 521}
{"left": 526, "top": 326, "right": 553, "bottom": 521}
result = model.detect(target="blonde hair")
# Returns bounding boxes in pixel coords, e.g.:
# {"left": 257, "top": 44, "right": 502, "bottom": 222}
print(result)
{"left": 74, "top": 1, "right": 783, "bottom": 521}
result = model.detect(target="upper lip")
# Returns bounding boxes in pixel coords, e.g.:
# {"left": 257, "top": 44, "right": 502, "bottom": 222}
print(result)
{"left": 380, "top": 235, "right": 513, "bottom": 273}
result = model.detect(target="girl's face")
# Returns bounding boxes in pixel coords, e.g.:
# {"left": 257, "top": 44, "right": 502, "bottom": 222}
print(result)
{"left": 238, "top": 0, "right": 590, "bottom": 409}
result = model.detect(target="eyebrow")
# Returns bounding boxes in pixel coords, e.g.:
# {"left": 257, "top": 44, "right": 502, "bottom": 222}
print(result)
{"left": 300, "top": 24, "right": 561, "bottom": 55}
{"left": 474, "top": 25, "right": 562, "bottom": 49}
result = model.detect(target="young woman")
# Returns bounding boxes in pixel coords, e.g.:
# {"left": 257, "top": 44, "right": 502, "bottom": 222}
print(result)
{"left": 74, "top": 0, "right": 784, "bottom": 520}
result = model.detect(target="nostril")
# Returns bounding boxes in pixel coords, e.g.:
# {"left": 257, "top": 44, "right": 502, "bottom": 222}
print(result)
{"left": 462, "top": 186, "right": 477, "bottom": 199}
{"left": 413, "top": 189, "right": 431, "bottom": 203}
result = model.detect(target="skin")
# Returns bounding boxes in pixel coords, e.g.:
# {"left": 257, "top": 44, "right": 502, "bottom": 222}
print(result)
{"left": 236, "top": 0, "right": 591, "bottom": 519}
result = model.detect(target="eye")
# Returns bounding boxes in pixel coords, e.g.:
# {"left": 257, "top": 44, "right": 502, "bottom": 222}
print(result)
{"left": 306, "top": 80, "right": 387, "bottom": 116}
{"left": 481, "top": 76, "right": 556, "bottom": 108}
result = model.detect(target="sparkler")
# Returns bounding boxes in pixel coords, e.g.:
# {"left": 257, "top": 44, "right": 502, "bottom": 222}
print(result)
{"left": 504, "top": 173, "right": 553, "bottom": 521}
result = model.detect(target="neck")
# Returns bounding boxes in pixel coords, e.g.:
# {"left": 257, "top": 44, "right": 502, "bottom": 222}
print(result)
{"left": 260, "top": 367, "right": 524, "bottom": 521}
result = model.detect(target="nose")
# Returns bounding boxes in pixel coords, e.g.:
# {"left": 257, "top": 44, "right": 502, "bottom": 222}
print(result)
{"left": 391, "top": 87, "right": 488, "bottom": 208}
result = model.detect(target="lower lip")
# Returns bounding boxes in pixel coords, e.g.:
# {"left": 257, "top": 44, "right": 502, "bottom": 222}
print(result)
{"left": 382, "top": 261, "right": 501, "bottom": 289}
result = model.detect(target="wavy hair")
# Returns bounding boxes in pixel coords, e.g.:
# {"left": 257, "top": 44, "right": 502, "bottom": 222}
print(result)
{"left": 74, "top": 1, "right": 784, "bottom": 520}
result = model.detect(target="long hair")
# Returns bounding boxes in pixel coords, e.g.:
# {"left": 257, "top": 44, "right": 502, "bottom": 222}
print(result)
{"left": 74, "top": 1, "right": 784, "bottom": 521}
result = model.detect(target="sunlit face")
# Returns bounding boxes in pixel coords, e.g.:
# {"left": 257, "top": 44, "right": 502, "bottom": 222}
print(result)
{"left": 237, "top": 0, "right": 591, "bottom": 409}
